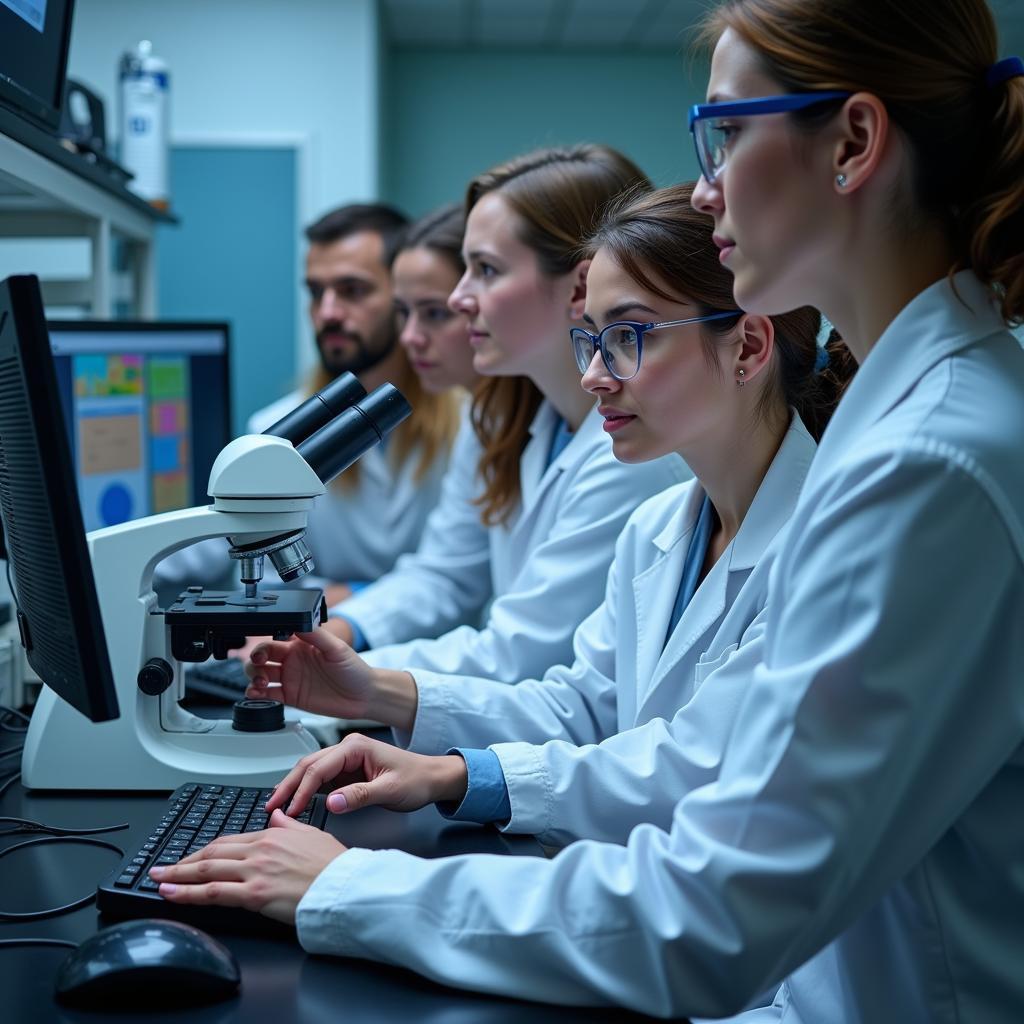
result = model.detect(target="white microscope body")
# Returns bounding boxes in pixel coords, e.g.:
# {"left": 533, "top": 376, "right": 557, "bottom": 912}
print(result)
{"left": 22, "top": 434, "right": 327, "bottom": 790}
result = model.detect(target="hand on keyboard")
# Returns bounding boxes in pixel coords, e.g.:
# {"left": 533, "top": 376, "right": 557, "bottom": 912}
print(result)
{"left": 150, "top": 808, "right": 346, "bottom": 925}
{"left": 267, "top": 733, "right": 469, "bottom": 818}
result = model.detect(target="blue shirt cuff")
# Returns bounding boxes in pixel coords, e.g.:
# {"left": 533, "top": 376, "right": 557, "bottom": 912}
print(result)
{"left": 330, "top": 613, "right": 367, "bottom": 652}
{"left": 347, "top": 580, "right": 370, "bottom": 594}
{"left": 436, "top": 748, "right": 511, "bottom": 825}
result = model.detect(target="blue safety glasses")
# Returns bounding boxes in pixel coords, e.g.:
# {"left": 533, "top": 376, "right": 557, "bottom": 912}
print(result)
{"left": 571, "top": 311, "right": 741, "bottom": 382}
{"left": 689, "top": 92, "right": 850, "bottom": 183}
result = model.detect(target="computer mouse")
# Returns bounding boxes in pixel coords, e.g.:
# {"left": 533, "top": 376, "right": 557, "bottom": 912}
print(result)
{"left": 54, "top": 918, "right": 241, "bottom": 1009}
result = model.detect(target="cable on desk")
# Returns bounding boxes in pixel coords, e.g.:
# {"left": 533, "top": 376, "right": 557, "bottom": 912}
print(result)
{"left": 0, "top": 771, "right": 20, "bottom": 801}
{"left": 0, "top": 835, "right": 124, "bottom": 921}
{"left": 0, "top": 815, "right": 129, "bottom": 839}
{"left": 0, "top": 704, "right": 29, "bottom": 733}
{"left": 0, "top": 938, "right": 78, "bottom": 950}
{"left": 0, "top": 745, "right": 23, "bottom": 761}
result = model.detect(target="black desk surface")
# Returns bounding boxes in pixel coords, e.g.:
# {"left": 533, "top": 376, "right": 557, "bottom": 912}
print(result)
{"left": 0, "top": 731, "right": 670, "bottom": 1023}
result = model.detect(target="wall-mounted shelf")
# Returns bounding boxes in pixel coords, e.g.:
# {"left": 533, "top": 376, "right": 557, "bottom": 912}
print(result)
{"left": 0, "top": 104, "right": 175, "bottom": 318}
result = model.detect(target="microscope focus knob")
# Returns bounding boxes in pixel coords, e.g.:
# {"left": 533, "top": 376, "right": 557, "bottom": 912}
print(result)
{"left": 137, "top": 657, "right": 175, "bottom": 696}
{"left": 232, "top": 699, "right": 285, "bottom": 732}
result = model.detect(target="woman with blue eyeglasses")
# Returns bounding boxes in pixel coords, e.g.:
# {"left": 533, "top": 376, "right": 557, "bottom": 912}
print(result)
{"left": 152, "top": 181, "right": 850, "bottom": 950}
{"left": 235, "top": 183, "right": 847, "bottom": 837}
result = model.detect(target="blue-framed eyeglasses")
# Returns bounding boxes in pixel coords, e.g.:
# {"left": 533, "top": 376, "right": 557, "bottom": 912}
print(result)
{"left": 689, "top": 92, "right": 850, "bottom": 184}
{"left": 570, "top": 311, "right": 741, "bottom": 382}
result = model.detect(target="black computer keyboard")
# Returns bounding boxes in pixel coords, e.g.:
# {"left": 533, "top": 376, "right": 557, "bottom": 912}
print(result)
{"left": 185, "top": 658, "right": 252, "bottom": 703}
{"left": 98, "top": 782, "right": 328, "bottom": 931}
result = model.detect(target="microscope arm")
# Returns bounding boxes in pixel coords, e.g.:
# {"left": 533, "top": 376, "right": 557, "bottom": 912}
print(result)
{"left": 22, "top": 504, "right": 323, "bottom": 790}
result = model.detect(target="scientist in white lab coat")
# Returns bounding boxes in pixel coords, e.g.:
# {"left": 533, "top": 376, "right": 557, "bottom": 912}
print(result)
{"left": 247, "top": 183, "right": 852, "bottom": 853}
{"left": 153, "top": 1, "right": 1024, "bottom": 1020}
{"left": 322, "top": 146, "right": 686, "bottom": 683}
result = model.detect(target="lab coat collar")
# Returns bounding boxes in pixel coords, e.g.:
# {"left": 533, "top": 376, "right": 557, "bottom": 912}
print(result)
{"left": 651, "top": 475, "right": 706, "bottom": 555}
{"left": 634, "top": 414, "right": 815, "bottom": 700}
{"left": 727, "top": 412, "right": 816, "bottom": 571}
{"left": 650, "top": 412, "right": 816, "bottom": 571}
{"left": 813, "top": 271, "right": 1005, "bottom": 472}
{"left": 519, "top": 401, "right": 602, "bottom": 513}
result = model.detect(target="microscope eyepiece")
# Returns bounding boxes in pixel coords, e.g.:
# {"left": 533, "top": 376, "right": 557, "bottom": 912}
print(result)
{"left": 297, "top": 383, "right": 412, "bottom": 486}
{"left": 261, "top": 371, "right": 367, "bottom": 446}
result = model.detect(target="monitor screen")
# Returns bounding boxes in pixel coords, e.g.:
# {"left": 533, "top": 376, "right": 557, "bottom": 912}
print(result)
{"left": 0, "top": 0, "right": 74, "bottom": 129}
{"left": 48, "top": 321, "right": 232, "bottom": 533}
{"left": 0, "top": 275, "right": 117, "bottom": 722}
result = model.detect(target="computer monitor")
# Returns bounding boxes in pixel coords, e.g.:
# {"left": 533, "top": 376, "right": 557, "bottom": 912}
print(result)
{"left": 0, "top": 0, "right": 75, "bottom": 130}
{"left": 47, "top": 320, "right": 232, "bottom": 533}
{"left": 0, "top": 274, "right": 118, "bottom": 722}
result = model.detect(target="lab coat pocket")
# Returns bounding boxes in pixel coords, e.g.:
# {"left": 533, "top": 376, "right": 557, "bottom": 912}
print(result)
{"left": 693, "top": 643, "right": 739, "bottom": 690}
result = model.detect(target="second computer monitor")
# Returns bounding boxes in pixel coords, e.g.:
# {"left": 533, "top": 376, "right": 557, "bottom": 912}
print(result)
{"left": 47, "top": 321, "right": 231, "bottom": 532}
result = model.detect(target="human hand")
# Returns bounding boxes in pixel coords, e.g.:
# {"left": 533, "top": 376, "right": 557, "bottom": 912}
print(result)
{"left": 245, "top": 628, "right": 417, "bottom": 728}
{"left": 268, "top": 733, "right": 468, "bottom": 818}
{"left": 149, "top": 810, "right": 346, "bottom": 925}
{"left": 228, "top": 634, "right": 271, "bottom": 664}
{"left": 244, "top": 628, "right": 376, "bottom": 720}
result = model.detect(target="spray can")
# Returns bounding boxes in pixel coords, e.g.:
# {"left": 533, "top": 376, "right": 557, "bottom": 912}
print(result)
{"left": 119, "top": 40, "right": 170, "bottom": 208}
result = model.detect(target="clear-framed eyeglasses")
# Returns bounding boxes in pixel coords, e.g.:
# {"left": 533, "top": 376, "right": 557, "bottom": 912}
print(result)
{"left": 689, "top": 91, "right": 850, "bottom": 184}
{"left": 570, "top": 311, "right": 741, "bottom": 382}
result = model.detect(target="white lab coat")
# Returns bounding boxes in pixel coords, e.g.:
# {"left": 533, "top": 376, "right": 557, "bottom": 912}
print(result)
{"left": 334, "top": 406, "right": 491, "bottom": 647}
{"left": 353, "top": 400, "right": 687, "bottom": 682}
{"left": 401, "top": 415, "right": 815, "bottom": 850}
{"left": 295, "top": 272, "right": 1024, "bottom": 1021}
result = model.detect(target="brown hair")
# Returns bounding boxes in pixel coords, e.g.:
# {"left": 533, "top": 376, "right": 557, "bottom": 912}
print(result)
{"left": 305, "top": 202, "right": 409, "bottom": 267}
{"left": 397, "top": 202, "right": 465, "bottom": 276}
{"left": 466, "top": 144, "right": 653, "bottom": 525}
{"left": 699, "top": 0, "right": 1024, "bottom": 326}
{"left": 587, "top": 182, "right": 855, "bottom": 441}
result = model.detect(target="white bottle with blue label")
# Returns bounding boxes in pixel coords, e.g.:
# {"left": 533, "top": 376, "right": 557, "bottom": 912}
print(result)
{"left": 119, "top": 40, "right": 169, "bottom": 208}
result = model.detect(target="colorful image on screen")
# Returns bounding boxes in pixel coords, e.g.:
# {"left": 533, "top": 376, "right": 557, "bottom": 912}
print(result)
{"left": 50, "top": 323, "right": 230, "bottom": 535}
{"left": 148, "top": 356, "right": 191, "bottom": 514}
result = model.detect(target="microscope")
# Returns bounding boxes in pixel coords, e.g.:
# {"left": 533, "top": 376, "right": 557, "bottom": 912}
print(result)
{"left": 21, "top": 374, "right": 410, "bottom": 791}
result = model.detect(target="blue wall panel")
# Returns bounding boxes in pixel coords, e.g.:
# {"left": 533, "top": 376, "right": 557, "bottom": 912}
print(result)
{"left": 157, "top": 146, "right": 297, "bottom": 436}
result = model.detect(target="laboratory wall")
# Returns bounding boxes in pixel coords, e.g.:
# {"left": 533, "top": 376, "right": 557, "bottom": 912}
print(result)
{"left": 63, "top": 0, "right": 384, "bottom": 391}
{"left": 381, "top": 46, "right": 705, "bottom": 217}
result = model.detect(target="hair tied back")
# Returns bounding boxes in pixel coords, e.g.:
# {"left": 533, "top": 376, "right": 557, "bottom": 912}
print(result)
{"left": 986, "top": 56, "right": 1024, "bottom": 89}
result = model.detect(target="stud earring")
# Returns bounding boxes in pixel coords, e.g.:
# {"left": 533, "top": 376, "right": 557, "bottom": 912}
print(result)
{"left": 836, "top": 173, "right": 848, "bottom": 188}
{"left": 737, "top": 368, "right": 746, "bottom": 387}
